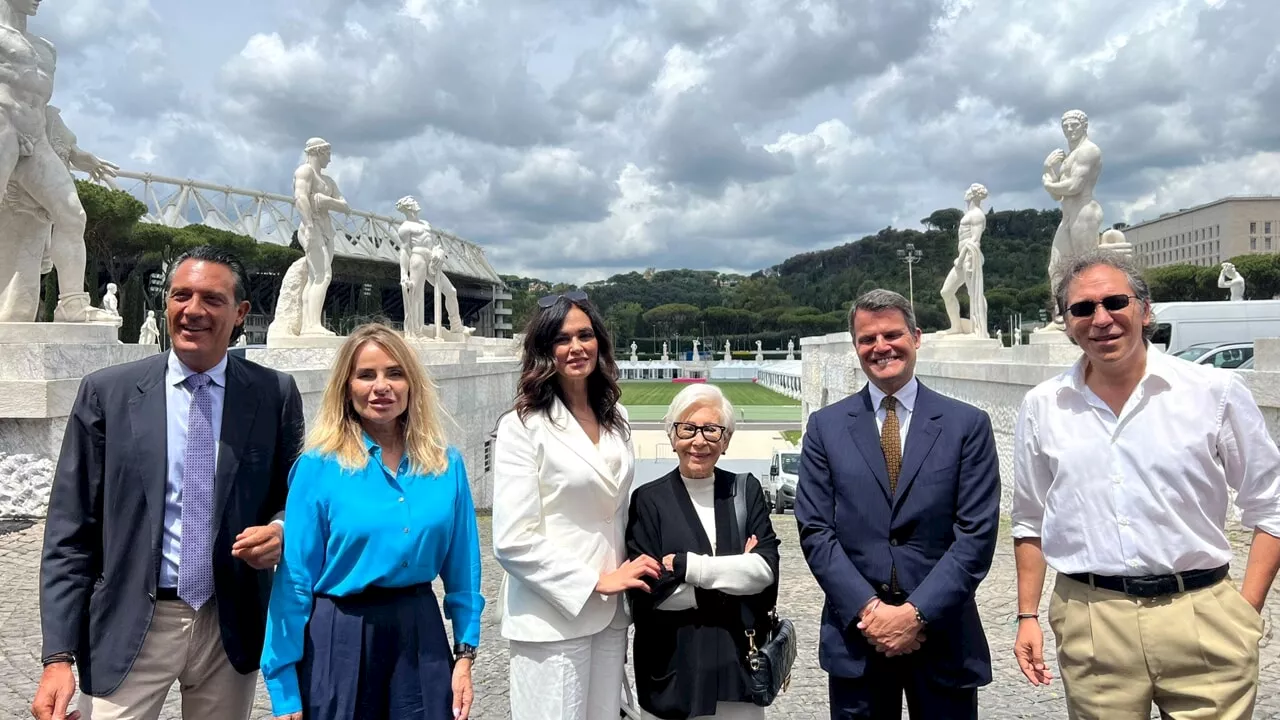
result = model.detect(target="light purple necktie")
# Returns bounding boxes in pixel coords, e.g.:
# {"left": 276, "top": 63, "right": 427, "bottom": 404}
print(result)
{"left": 178, "top": 373, "right": 215, "bottom": 610}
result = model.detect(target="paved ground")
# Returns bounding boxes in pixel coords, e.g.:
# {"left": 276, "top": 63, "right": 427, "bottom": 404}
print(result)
{"left": 1, "top": 516, "right": 1276, "bottom": 719}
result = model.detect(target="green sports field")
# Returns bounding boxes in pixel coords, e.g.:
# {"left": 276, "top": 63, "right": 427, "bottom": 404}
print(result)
{"left": 620, "top": 381, "right": 801, "bottom": 422}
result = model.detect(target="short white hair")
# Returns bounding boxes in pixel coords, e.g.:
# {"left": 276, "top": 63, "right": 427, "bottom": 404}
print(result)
{"left": 663, "top": 383, "right": 736, "bottom": 439}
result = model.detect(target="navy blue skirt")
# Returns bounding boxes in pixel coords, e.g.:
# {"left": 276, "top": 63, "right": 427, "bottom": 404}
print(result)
{"left": 298, "top": 583, "right": 454, "bottom": 720}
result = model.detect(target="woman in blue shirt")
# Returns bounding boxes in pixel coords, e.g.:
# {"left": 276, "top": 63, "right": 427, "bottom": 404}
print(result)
{"left": 262, "top": 323, "right": 484, "bottom": 720}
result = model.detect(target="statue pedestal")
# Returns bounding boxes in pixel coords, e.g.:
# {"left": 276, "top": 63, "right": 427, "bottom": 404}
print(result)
{"left": 918, "top": 332, "right": 1004, "bottom": 361}
{"left": 265, "top": 333, "right": 348, "bottom": 350}
{"left": 1010, "top": 329, "right": 1083, "bottom": 365}
{"left": 0, "top": 322, "right": 157, "bottom": 516}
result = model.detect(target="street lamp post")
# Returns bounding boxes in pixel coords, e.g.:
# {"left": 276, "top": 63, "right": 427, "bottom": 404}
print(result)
{"left": 896, "top": 243, "right": 924, "bottom": 312}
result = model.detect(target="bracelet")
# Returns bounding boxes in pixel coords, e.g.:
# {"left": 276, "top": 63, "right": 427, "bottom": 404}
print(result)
{"left": 41, "top": 652, "right": 74, "bottom": 666}
{"left": 1016, "top": 613, "right": 1039, "bottom": 621}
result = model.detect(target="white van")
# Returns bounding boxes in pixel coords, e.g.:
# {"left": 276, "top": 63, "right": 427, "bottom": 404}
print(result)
{"left": 768, "top": 450, "right": 800, "bottom": 514}
{"left": 1150, "top": 299, "right": 1280, "bottom": 354}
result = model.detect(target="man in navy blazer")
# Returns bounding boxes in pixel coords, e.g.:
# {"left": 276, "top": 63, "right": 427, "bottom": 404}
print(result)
{"left": 796, "top": 289, "right": 1000, "bottom": 719}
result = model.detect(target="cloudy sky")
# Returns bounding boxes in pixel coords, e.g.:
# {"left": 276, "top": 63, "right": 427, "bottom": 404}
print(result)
{"left": 40, "top": 0, "right": 1280, "bottom": 282}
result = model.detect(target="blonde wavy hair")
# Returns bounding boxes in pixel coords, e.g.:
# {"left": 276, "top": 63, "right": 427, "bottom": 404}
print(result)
{"left": 305, "top": 323, "right": 450, "bottom": 475}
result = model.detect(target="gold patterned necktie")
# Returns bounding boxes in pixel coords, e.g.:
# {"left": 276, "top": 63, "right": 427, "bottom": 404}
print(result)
{"left": 881, "top": 395, "right": 902, "bottom": 496}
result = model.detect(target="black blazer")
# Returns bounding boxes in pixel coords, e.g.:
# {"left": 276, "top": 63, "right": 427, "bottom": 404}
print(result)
{"left": 39, "top": 351, "right": 305, "bottom": 696}
{"left": 626, "top": 467, "right": 780, "bottom": 720}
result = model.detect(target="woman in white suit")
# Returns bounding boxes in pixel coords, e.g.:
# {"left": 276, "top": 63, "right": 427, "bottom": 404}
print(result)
{"left": 493, "top": 290, "right": 662, "bottom": 720}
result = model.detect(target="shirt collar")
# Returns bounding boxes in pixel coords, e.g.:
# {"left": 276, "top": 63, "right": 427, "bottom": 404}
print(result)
{"left": 867, "top": 376, "right": 919, "bottom": 413}
{"left": 1063, "top": 344, "right": 1173, "bottom": 398}
{"left": 166, "top": 351, "right": 228, "bottom": 389}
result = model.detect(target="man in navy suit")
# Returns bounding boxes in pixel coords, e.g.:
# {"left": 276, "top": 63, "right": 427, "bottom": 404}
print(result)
{"left": 796, "top": 289, "right": 1000, "bottom": 719}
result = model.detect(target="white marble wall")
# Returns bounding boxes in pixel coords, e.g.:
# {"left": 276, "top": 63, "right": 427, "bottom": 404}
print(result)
{"left": 0, "top": 337, "right": 520, "bottom": 517}
{"left": 799, "top": 332, "right": 1280, "bottom": 516}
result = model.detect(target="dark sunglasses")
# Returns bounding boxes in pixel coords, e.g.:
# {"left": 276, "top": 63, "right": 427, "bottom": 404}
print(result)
{"left": 537, "top": 290, "right": 588, "bottom": 308}
{"left": 1066, "top": 294, "right": 1141, "bottom": 318}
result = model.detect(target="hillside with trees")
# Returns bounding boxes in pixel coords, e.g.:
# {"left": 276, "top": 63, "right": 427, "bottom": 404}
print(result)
{"left": 506, "top": 208, "right": 1063, "bottom": 354}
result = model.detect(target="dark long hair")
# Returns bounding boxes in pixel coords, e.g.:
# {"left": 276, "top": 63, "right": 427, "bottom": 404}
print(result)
{"left": 514, "top": 295, "right": 628, "bottom": 439}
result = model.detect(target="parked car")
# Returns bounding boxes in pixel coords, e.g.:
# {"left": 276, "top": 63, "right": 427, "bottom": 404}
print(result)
{"left": 768, "top": 450, "right": 799, "bottom": 514}
{"left": 1170, "top": 341, "right": 1254, "bottom": 369}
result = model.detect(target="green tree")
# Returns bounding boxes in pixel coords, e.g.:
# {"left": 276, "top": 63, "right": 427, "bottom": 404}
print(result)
{"left": 727, "top": 276, "right": 792, "bottom": 313}
{"left": 921, "top": 208, "right": 964, "bottom": 233}
{"left": 643, "top": 303, "right": 699, "bottom": 335}
{"left": 605, "top": 301, "right": 643, "bottom": 340}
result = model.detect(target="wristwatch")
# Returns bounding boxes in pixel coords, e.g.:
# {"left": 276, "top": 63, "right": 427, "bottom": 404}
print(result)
{"left": 453, "top": 643, "right": 477, "bottom": 661}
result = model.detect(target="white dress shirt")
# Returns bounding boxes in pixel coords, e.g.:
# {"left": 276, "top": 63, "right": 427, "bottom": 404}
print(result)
{"left": 1012, "top": 349, "right": 1280, "bottom": 576}
{"left": 867, "top": 376, "right": 918, "bottom": 452}
{"left": 160, "top": 352, "right": 227, "bottom": 589}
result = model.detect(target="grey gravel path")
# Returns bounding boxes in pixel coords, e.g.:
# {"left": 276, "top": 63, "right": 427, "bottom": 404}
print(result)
{"left": 0, "top": 516, "right": 1274, "bottom": 718}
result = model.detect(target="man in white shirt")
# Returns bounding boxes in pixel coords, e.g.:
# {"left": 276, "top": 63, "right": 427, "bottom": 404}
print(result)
{"left": 1012, "top": 249, "right": 1280, "bottom": 719}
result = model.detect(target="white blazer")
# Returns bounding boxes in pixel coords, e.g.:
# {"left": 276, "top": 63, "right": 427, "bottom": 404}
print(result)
{"left": 492, "top": 398, "right": 636, "bottom": 643}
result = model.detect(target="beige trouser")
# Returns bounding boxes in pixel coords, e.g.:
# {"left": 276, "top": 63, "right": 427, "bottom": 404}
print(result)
{"left": 1049, "top": 575, "right": 1264, "bottom": 720}
{"left": 77, "top": 598, "right": 257, "bottom": 720}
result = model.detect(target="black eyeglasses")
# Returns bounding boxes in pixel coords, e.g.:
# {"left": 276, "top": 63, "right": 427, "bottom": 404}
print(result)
{"left": 1066, "top": 294, "right": 1141, "bottom": 318}
{"left": 671, "top": 422, "right": 726, "bottom": 442}
{"left": 537, "top": 290, "right": 589, "bottom": 308}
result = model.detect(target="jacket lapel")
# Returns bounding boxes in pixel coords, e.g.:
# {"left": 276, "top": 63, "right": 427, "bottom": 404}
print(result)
{"left": 846, "top": 387, "right": 893, "bottom": 503}
{"left": 667, "top": 472, "right": 714, "bottom": 555}
{"left": 214, "top": 356, "right": 261, "bottom": 524}
{"left": 892, "top": 382, "right": 943, "bottom": 510}
{"left": 547, "top": 397, "right": 618, "bottom": 492}
{"left": 130, "top": 359, "right": 169, "bottom": 558}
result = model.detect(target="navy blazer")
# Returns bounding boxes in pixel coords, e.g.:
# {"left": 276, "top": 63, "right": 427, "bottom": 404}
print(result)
{"left": 794, "top": 380, "right": 1000, "bottom": 687}
{"left": 39, "top": 351, "right": 305, "bottom": 696}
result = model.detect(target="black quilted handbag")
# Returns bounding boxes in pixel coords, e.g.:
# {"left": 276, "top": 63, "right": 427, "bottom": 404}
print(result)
{"left": 733, "top": 474, "right": 798, "bottom": 707}
{"left": 743, "top": 609, "right": 797, "bottom": 706}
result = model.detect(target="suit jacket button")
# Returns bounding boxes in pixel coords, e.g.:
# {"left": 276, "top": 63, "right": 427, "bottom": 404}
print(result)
{"left": 880, "top": 584, "right": 890, "bottom": 593}
{"left": 889, "top": 539, "right": 900, "bottom": 546}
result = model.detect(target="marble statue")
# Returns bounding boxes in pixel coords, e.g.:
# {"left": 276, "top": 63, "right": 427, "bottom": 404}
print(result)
{"left": 787, "top": 339, "right": 795, "bottom": 360}
{"left": 939, "top": 183, "right": 989, "bottom": 336}
{"left": 996, "top": 329, "right": 1003, "bottom": 346}
{"left": 1043, "top": 110, "right": 1104, "bottom": 279}
{"left": 236, "top": 333, "right": 248, "bottom": 346}
{"left": 0, "top": 1, "right": 118, "bottom": 324}
{"left": 755, "top": 340, "right": 763, "bottom": 362}
{"left": 661, "top": 341, "right": 668, "bottom": 361}
{"left": 1219, "top": 262, "right": 1246, "bottom": 302}
{"left": 692, "top": 339, "right": 700, "bottom": 361}
{"left": 723, "top": 340, "right": 731, "bottom": 361}
{"left": 395, "top": 195, "right": 471, "bottom": 341}
{"left": 630, "top": 341, "right": 638, "bottom": 362}
{"left": 101, "top": 283, "right": 118, "bottom": 316}
{"left": 137, "top": 310, "right": 159, "bottom": 345}
{"left": 267, "top": 137, "right": 348, "bottom": 341}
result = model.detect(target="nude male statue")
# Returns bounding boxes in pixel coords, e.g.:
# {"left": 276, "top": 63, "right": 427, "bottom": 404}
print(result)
{"left": 0, "top": 0, "right": 114, "bottom": 322}
{"left": 1219, "top": 262, "right": 1246, "bottom": 302}
{"left": 940, "top": 183, "right": 989, "bottom": 336}
{"left": 395, "top": 195, "right": 466, "bottom": 338}
{"left": 1042, "top": 110, "right": 1104, "bottom": 278}
{"left": 267, "top": 137, "right": 348, "bottom": 339}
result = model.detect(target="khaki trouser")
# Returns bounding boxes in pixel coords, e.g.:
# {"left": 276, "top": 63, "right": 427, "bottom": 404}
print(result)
{"left": 77, "top": 598, "right": 257, "bottom": 720}
{"left": 1049, "top": 575, "right": 1264, "bottom": 720}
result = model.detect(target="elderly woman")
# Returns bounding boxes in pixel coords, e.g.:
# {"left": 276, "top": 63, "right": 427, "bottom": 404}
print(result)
{"left": 626, "top": 383, "right": 780, "bottom": 720}
{"left": 261, "top": 323, "right": 483, "bottom": 720}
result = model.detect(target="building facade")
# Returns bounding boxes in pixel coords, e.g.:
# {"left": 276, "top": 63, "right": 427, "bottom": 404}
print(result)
{"left": 1126, "top": 196, "right": 1280, "bottom": 269}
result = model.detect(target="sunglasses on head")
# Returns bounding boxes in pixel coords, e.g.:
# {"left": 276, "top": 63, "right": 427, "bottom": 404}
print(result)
{"left": 1065, "top": 294, "right": 1141, "bottom": 318}
{"left": 537, "top": 290, "right": 589, "bottom": 308}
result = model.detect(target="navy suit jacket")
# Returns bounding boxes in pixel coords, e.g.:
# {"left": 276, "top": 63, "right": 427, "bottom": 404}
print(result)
{"left": 794, "top": 380, "right": 999, "bottom": 687}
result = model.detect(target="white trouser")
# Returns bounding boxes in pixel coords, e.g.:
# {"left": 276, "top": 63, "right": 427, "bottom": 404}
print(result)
{"left": 509, "top": 626, "right": 628, "bottom": 720}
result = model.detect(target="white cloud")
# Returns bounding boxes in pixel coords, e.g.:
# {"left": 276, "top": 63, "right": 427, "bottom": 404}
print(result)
{"left": 26, "top": 0, "right": 1280, "bottom": 283}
